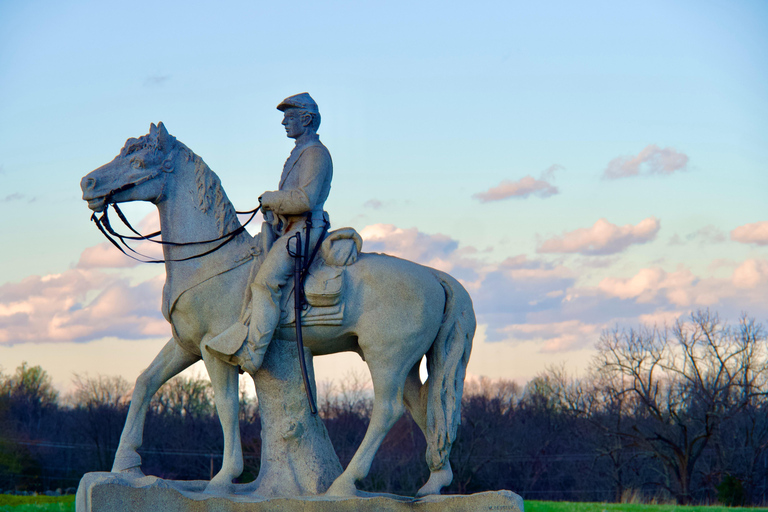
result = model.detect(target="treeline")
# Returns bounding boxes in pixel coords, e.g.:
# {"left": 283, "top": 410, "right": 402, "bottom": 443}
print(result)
{"left": 2, "top": 309, "right": 768, "bottom": 505}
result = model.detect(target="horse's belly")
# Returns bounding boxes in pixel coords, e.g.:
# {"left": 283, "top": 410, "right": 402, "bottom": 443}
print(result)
{"left": 274, "top": 324, "right": 358, "bottom": 356}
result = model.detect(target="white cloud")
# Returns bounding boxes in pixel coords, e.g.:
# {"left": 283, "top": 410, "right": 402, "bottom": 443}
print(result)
{"left": 360, "top": 224, "right": 460, "bottom": 271}
{"left": 0, "top": 268, "right": 167, "bottom": 344}
{"left": 537, "top": 217, "right": 660, "bottom": 255}
{"left": 731, "top": 221, "right": 768, "bottom": 246}
{"left": 603, "top": 144, "right": 689, "bottom": 179}
{"left": 598, "top": 259, "right": 768, "bottom": 310}
{"left": 598, "top": 267, "right": 698, "bottom": 305}
{"left": 732, "top": 259, "right": 768, "bottom": 288}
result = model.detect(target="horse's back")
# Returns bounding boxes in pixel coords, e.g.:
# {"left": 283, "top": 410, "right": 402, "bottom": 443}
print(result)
{"left": 345, "top": 252, "right": 448, "bottom": 344}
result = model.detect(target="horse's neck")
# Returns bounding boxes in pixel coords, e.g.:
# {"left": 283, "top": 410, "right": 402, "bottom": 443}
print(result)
{"left": 156, "top": 162, "right": 229, "bottom": 270}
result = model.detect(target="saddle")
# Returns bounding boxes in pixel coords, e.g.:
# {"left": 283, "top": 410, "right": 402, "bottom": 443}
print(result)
{"left": 278, "top": 227, "right": 362, "bottom": 327}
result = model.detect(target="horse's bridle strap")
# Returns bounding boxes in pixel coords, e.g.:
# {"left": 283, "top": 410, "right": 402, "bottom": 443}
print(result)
{"left": 91, "top": 203, "right": 260, "bottom": 264}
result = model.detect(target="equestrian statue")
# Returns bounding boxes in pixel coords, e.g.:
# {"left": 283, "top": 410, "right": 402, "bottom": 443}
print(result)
{"left": 79, "top": 93, "right": 476, "bottom": 499}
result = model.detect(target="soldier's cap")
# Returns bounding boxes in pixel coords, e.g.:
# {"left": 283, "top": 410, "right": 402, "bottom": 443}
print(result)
{"left": 277, "top": 92, "right": 319, "bottom": 114}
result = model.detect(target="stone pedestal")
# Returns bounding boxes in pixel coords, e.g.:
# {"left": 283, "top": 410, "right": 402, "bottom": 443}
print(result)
{"left": 76, "top": 472, "right": 524, "bottom": 512}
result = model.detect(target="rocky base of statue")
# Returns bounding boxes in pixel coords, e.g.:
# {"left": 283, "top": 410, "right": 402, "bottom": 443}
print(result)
{"left": 76, "top": 472, "right": 524, "bottom": 512}
{"left": 248, "top": 337, "right": 342, "bottom": 495}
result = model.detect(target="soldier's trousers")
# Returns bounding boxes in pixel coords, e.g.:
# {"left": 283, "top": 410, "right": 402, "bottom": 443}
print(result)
{"left": 246, "top": 223, "right": 327, "bottom": 355}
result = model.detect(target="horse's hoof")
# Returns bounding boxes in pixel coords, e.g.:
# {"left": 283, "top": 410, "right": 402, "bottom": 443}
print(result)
{"left": 416, "top": 466, "right": 453, "bottom": 497}
{"left": 325, "top": 477, "right": 359, "bottom": 497}
{"left": 203, "top": 478, "right": 235, "bottom": 495}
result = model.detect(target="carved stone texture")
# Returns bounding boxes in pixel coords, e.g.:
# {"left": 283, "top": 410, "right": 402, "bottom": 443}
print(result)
{"left": 76, "top": 473, "right": 524, "bottom": 512}
{"left": 251, "top": 338, "right": 342, "bottom": 496}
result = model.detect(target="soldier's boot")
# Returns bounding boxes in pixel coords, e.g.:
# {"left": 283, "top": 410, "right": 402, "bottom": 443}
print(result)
{"left": 205, "top": 284, "right": 281, "bottom": 372}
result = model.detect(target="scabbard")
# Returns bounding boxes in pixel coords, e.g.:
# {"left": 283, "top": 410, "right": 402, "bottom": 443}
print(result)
{"left": 293, "top": 232, "right": 318, "bottom": 415}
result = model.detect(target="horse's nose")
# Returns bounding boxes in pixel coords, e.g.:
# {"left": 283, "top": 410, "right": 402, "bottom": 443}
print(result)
{"left": 81, "top": 176, "right": 97, "bottom": 194}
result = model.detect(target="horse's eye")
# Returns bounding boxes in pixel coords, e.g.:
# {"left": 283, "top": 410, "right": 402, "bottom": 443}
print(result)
{"left": 131, "top": 159, "right": 145, "bottom": 169}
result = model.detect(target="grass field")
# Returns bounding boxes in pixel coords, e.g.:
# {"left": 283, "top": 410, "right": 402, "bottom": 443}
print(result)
{"left": 526, "top": 502, "right": 768, "bottom": 512}
{"left": 2, "top": 496, "right": 768, "bottom": 511}
{"left": 0, "top": 495, "right": 75, "bottom": 512}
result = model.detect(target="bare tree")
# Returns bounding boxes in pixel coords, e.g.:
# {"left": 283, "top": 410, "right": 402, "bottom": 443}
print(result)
{"left": 70, "top": 374, "right": 131, "bottom": 408}
{"left": 68, "top": 374, "right": 132, "bottom": 471}
{"left": 149, "top": 374, "right": 215, "bottom": 418}
{"left": 592, "top": 310, "right": 768, "bottom": 504}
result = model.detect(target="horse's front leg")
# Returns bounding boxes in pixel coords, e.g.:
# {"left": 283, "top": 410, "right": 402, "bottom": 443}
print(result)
{"left": 201, "top": 343, "right": 243, "bottom": 494}
{"left": 113, "top": 338, "right": 199, "bottom": 474}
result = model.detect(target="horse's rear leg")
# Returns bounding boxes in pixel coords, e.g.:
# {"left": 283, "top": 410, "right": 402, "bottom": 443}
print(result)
{"left": 403, "top": 362, "right": 453, "bottom": 496}
{"left": 113, "top": 338, "right": 199, "bottom": 474}
{"left": 201, "top": 345, "right": 243, "bottom": 494}
{"left": 325, "top": 366, "right": 406, "bottom": 497}
{"left": 403, "top": 361, "right": 427, "bottom": 430}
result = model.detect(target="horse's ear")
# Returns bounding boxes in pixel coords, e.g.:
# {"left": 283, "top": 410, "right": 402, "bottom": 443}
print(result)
{"left": 149, "top": 123, "right": 158, "bottom": 137}
{"left": 157, "top": 122, "right": 174, "bottom": 150}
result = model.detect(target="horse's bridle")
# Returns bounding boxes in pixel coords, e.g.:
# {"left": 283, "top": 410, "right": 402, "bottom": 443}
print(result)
{"left": 90, "top": 174, "right": 260, "bottom": 264}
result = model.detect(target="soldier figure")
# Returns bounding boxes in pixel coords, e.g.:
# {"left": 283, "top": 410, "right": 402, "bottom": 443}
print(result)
{"left": 207, "top": 93, "right": 332, "bottom": 374}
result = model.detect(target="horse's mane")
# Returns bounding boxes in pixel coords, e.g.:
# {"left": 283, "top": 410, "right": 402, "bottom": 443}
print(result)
{"left": 181, "top": 143, "right": 240, "bottom": 236}
{"left": 121, "top": 130, "right": 241, "bottom": 236}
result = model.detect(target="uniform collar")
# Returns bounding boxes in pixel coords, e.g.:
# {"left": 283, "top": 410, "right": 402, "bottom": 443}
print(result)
{"left": 291, "top": 133, "right": 320, "bottom": 153}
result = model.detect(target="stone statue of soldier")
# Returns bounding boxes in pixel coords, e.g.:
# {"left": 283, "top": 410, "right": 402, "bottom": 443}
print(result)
{"left": 207, "top": 92, "right": 332, "bottom": 374}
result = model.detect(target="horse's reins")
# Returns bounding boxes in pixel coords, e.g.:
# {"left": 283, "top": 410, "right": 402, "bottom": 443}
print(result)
{"left": 91, "top": 202, "right": 261, "bottom": 264}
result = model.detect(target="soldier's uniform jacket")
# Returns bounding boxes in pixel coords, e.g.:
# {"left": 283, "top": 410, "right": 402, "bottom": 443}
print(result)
{"left": 260, "top": 133, "right": 332, "bottom": 237}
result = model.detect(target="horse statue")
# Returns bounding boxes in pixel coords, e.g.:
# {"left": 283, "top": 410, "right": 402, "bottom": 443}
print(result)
{"left": 80, "top": 122, "right": 475, "bottom": 497}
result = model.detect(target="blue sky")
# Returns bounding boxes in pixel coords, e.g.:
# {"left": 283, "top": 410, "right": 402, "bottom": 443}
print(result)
{"left": 1, "top": 0, "right": 767, "bottom": 392}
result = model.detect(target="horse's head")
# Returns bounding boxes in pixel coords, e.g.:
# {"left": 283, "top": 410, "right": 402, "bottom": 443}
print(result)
{"left": 81, "top": 122, "right": 177, "bottom": 212}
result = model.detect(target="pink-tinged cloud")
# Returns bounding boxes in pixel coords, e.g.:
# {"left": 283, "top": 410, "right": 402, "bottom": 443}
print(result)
{"left": 360, "top": 224, "right": 460, "bottom": 271}
{"left": 77, "top": 211, "right": 163, "bottom": 268}
{"left": 731, "top": 221, "right": 768, "bottom": 246}
{"left": 603, "top": 144, "right": 689, "bottom": 179}
{"left": 537, "top": 217, "right": 660, "bottom": 255}
{"left": 77, "top": 243, "right": 141, "bottom": 269}
{"left": 499, "top": 320, "right": 602, "bottom": 352}
{"left": 499, "top": 255, "right": 574, "bottom": 281}
{"left": 598, "top": 267, "right": 698, "bottom": 305}
{"left": 0, "top": 269, "right": 167, "bottom": 344}
{"left": 473, "top": 175, "right": 558, "bottom": 202}
{"left": 732, "top": 259, "right": 768, "bottom": 288}
{"left": 356, "top": 223, "right": 768, "bottom": 352}
{"left": 597, "top": 259, "right": 768, "bottom": 309}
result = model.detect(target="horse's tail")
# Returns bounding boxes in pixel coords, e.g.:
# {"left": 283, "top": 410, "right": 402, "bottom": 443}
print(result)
{"left": 424, "top": 269, "right": 475, "bottom": 471}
